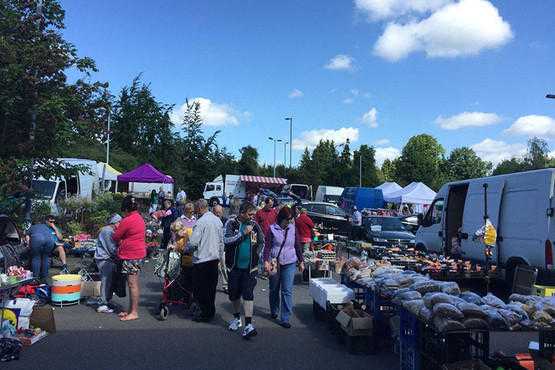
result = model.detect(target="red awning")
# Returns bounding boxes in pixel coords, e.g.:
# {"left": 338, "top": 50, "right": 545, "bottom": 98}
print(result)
{"left": 240, "top": 175, "right": 287, "bottom": 185}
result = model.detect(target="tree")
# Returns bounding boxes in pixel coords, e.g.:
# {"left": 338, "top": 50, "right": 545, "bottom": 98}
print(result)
{"left": 381, "top": 159, "right": 396, "bottom": 182}
{"left": 395, "top": 134, "right": 445, "bottom": 189}
{"left": 446, "top": 147, "right": 492, "bottom": 181}
{"left": 525, "top": 137, "right": 549, "bottom": 170}
{"left": 352, "top": 145, "right": 380, "bottom": 187}
{"left": 237, "top": 146, "right": 259, "bottom": 175}
{"left": 492, "top": 158, "right": 526, "bottom": 175}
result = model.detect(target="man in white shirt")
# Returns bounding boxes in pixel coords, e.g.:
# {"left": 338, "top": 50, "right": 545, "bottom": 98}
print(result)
{"left": 189, "top": 199, "right": 224, "bottom": 322}
{"left": 176, "top": 189, "right": 187, "bottom": 206}
{"left": 351, "top": 206, "right": 363, "bottom": 240}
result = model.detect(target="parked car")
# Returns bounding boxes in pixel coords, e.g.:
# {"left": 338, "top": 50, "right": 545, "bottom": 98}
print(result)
{"left": 363, "top": 216, "right": 415, "bottom": 247}
{"left": 302, "top": 201, "right": 351, "bottom": 236}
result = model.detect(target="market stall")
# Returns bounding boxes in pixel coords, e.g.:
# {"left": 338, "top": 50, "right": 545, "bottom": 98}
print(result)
{"left": 117, "top": 163, "right": 174, "bottom": 197}
{"left": 376, "top": 181, "right": 403, "bottom": 197}
{"left": 383, "top": 182, "right": 436, "bottom": 214}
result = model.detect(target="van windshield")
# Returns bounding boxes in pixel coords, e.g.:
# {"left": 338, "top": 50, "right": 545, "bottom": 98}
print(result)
{"left": 32, "top": 180, "right": 56, "bottom": 199}
{"left": 324, "top": 195, "right": 341, "bottom": 204}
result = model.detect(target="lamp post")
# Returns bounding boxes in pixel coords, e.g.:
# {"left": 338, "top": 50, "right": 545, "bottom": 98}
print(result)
{"left": 268, "top": 137, "right": 282, "bottom": 177}
{"left": 285, "top": 117, "right": 293, "bottom": 168}
{"left": 283, "top": 141, "right": 288, "bottom": 168}
{"left": 546, "top": 94, "right": 555, "bottom": 99}
{"left": 100, "top": 108, "right": 111, "bottom": 192}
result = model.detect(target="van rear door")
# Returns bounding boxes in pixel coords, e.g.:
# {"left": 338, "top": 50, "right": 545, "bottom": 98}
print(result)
{"left": 460, "top": 179, "right": 505, "bottom": 262}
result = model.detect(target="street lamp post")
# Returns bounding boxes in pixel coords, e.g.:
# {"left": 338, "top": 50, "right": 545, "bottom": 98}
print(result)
{"left": 268, "top": 137, "right": 282, "bottom": 177}
{"left": 546, "top": 94, "right": 555, "bottom": 99}
{"left": 285, "top": 117, "right": 293, "bottom": 168}
{"left": 283, "top": 141, "right": 288, "bottom": 168}
{"left": 101, "top": 109, "right": 111, "bottom": 192}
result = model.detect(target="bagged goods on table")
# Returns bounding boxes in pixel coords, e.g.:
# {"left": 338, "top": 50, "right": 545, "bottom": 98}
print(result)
{"left": 456, "top": 302, "right": 489, "bottom": 320}
{"left": 509, "top": 293, "right": 541, "bottom": 305}
{"left": 481, "top": 306, "right": 510, "bottom": 330}
{"left": 542, "top": 303, "right": 555, "bottom": 317}
{"left": 440, "top": 281, "right": 461, "bottom": 296}
{"left": 482, "top": 293, "right": 506, "bottom": 309}
{"left": 463, "top": 318, "right": 489, "bottom": 330}
{"left": 433, "top": 317, "right": 465, "bottom": 332}
{"left": 506, "top": 303, "right": 529, "bottom": 321}
{"left": 498, "top": 309, "right": 522, "bottom": 326}
{"left": 460, "top": 291, "right": 484, "bottom": 306}
{"left": 418, "top": 306, "right": 432, "bottom": 322}
{"left": 403, "top": 299, "right": 425, "bottom": 316}
{"left": 412, "top": 281, "right": 442, "bottom": 295}
{"left": 392, "top": 290, "right": 422, "bottom": 305}
{"left": 532, "top": 310, "right": 553, "bottom": 325}
{"left": 432, "top": 303, "right": 465, "bottom": 321}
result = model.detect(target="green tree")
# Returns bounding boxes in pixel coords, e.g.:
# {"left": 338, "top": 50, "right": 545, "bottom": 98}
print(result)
{"left": 395, "top": 134, "right": 445, "bottom": 189}
{"left": 311, "top": 140, "right": 339, "bottom": 186}
{"left": 381, "top": 159, "right": 396, "bottom": 182}
{"left": 492, "top": 158, "right": 526, "bottom": 175}
{"left": 524, "top": 137, "right": 549, "bottom": 170}
{"left": 352, "top": 145, "right": 380, "bottom": 187}
{"left": 446, "top": 147, "right": 492, "bottom": 181}
{"left": 237, "top": 146, "right": 259, "bottom": 175}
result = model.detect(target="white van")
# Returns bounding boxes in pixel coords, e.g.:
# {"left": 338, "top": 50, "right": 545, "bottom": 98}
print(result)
{"left": 416, "top": 169, "right": 555, "bottom": 282}
{"left": 315, "top": 186, "right": 344, "bottom": 204}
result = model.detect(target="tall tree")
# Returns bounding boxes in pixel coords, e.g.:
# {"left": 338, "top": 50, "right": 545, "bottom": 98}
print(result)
{"left": 446, "top": 147, "right": 492, "bottom": 181}
{"left": 237, "top": 146, "right": 259, "bottom": 175}
{"left": 381, "top": 159, "right": 396, "bottom": 182}
{"left": 394, "top": 134, "right": 445, "bottom": 189}
{"left": 352, "top": 145, "right": 380, "bottom": 187}
{"left": 525, "top": 137, "right": 549, "bottom": 170}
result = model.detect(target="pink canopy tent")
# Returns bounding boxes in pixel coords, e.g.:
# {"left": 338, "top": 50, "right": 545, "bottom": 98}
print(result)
{"left": 117, "top": 163, "right": 174, "bottom": 184}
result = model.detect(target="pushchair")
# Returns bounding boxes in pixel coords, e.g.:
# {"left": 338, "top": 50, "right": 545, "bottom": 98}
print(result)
{"left": 155, "top": 249, "right": 193, "bottom": 320}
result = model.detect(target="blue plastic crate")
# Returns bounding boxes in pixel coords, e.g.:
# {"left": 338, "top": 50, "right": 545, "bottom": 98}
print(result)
{"left": 364, "top": 288, "right": 375, "bottom": 313}
{"left": 400, "top": 343, "right": 420, "bottom": 370}
{"left": 399, "top": 307, "right": 420, "bottom": 349}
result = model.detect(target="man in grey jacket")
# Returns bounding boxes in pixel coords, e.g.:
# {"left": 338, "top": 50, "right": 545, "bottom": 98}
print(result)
{"left": 94, "top": 213, "right": 122, "bottom": 313}
{"left": 189, "top": 199, "right": 224, "bottom": 322}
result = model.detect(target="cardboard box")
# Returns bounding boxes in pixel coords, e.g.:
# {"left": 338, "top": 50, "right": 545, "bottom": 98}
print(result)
{"left": 30, "top": 306, "right": 56, "bottom": 333}
{"left": 17, "top": 330, "right": 48, "bottom": 346}
{"left": 336, "top": 307, "right": 373, "bottom": 336}
{"left": 80, "top": 280, "right": 101, "bottom": 298}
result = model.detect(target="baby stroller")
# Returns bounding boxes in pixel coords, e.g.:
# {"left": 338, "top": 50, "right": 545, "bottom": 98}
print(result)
{"left": 155, "top": 249, "right": 193, "bottom": 320}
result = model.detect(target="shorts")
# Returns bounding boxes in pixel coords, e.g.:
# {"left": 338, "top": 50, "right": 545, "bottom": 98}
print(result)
{"left": 228, "top": 268, "right": 257, "bottom": 301}
{"left": 121, "top": 259, "right": 145, "bottom": 275}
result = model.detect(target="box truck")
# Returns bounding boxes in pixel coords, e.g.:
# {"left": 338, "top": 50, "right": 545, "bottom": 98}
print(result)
{"left": 415, "top": 169, "right": 555, "bottom": 283}
{"left": 203, "top": 175, "right": 287, "bottom": 205}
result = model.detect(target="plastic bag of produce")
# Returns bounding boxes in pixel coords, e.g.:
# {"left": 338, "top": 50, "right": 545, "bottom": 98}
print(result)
{"left": 433, "top": 317, "right": 465, "bottom": 332}
{"left": 403, "top": 299, "right": 425, "bottom": 316}
{"left": 481, "top": 306, "right": 510, "bottom": 330}
{"left": 482, "top": 293, "right": 506, "bottom": 309}
{"left": 498, "top": 309, "right": 522, "bottom": 326}
{"left": 542, "top": 303, "right": 555, "bottom": 317}
{"left": 509, "top": 293, "right": 540, "bottom": 305}
{"left": 418, "top": 306, "right": 432, "bottom": 322}
{"left": 460, "top": 291, "right": 484, "bottom": 306}
{"left": 463, "top": 318, "right": 489, "bottom": 330}
{"left": 393, "top": 291, "right": 422, "bottom": 305}
{"left": 456, "top": 302, "right": 489, "bottom": 320}
{"left": 506, "top": 303, "right": 529, "bottom": 321}
{"left": 432, "top": 303, "right": 465, "bottom": 321}
{"left": 411, "top": 280, "right": 442, "bottom": 295}
{"left": 423, "top": 292, "right": 437, "bottom": 309}
{"left": 440, "top": 281, "right": 461, "bottom": 296}
{"left": 532, "top": 310, "right": 553, "bottom": 325}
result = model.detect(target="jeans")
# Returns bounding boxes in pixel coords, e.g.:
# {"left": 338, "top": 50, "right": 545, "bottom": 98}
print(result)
{"left": 269, "top": 262, "right": 296, "bottom": 323}
{"left": 30, "top": 235, "right": 55, "bottom": 279}
{"left": 192, "top": 259, "right": 219, "bottom": 319}
{"left": 218, "top": 259, "right": 228, "bottom": 290}
{"left": 96, "top": 259, "right": 115, "bottom": 305}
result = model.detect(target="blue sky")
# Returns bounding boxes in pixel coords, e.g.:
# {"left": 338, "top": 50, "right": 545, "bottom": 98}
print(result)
{"left": 60, "top": 0, "right": 555, "bottom": 167}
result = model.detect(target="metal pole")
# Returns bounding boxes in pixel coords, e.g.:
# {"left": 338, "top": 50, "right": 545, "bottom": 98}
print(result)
{"left": 106, "top": 111, "right": 111, "bottom": 165}
{"left": 285, "top": 117, "right": 293, "bottom": 168}
{"left": 273, "top": 139, "right": 277, "bottom": 177}
{"left": 284, "top": 142, "right": 288, "bottom": 167}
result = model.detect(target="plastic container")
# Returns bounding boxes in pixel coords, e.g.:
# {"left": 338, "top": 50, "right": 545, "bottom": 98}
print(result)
{"left": 51, "top": 274, "right": 81, "bottom": 306}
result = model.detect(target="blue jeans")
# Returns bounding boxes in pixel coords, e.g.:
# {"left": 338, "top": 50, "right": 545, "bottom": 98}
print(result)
{"left": 269, "top": 262, "right": 296, "bottom": 323}
{"left": 96, "top": 259, "right": 115, "bottom": 305}
{"left": 31, "top": 235, "right": 55, "bottom": 279}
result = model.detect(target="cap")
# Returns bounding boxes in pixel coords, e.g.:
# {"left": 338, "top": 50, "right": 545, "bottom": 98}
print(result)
{"left": 109, "top": 214, "right": 123, "bottom": 225}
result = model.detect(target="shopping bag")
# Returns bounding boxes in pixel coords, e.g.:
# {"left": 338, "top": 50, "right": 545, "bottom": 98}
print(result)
{"left": 111, "top": 265, "right": 127, "bottom": 298}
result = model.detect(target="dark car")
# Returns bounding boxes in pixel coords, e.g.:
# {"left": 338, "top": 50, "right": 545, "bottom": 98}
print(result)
{"left": 363, "top": 216, "right": 415, "bottom": 247}
{"left": 302, "top": 201, "right": 351, "bottom": 236}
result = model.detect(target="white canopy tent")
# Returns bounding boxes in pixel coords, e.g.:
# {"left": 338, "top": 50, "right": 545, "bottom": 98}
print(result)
{"left": 376, "top": 182, "right": 402, "bottom": 196}
{"left": 96, "top": 162, "right": 121, "bottom": 192}
{"left": 383, "top": 182, "right": 436, "bottom": 213}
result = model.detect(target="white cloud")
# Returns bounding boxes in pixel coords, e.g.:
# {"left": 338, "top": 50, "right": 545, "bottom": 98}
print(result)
{"left": 288, "top": 89, "right": 304, "bottom": 99}
{"left": 361, "top": 107, "right": 378, "bottom": 128}
{"left": 435, "top": 111, "right": 502, "bottom": 130}
{"left": 374, "top": 138, "right": 390, "bottom": 146}
{"left": 471, "top": 138, "right": 526, "bottom": 165}
{"left": 343, "top": 97, "right": 354, "bottom": 104}
{"left": 324, "top": 54, "right": 355, "bottom": 71}
{"left": 292, "top": 127, "right": 359, "bottom": 151}
{"left": 375, "top": 146, "right": 401, "bottom": 166}
{"left": 170, "top": 97, "right": 244, "bottom": 127}
{"left": 355, "top": 0, "right": 452, "bottom": 21}
{"left": 505, "top": 115, "right": 555, "bottom": 137}
{"left": 373, "top": 0, "right": 513, "bottom": 61}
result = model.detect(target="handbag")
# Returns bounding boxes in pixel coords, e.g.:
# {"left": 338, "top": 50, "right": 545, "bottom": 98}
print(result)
{"left": 268, "top": 228, "right": 289, "bottom": 276}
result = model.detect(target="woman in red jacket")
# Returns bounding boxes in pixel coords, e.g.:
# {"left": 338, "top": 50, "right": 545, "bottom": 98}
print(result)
{"left": 113, "top": 195, "right": 146, "bottom": 321}
{"left": 294, "top": 206, "right": 314, "bottom": 253}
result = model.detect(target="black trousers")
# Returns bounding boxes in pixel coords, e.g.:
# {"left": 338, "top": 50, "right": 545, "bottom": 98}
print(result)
{"left": 192, "top": 259, "right": 219, "bottom": 319}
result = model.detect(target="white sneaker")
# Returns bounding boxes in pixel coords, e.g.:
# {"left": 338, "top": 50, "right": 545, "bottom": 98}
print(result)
{"left": 97, "top": 305, "right": 114, "bottom": 314}
{"left": 228, "top": 317, "right": 242, "bottom": 331}
{"left": 241, "top": 323, "right": 257, "bottom": 339}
